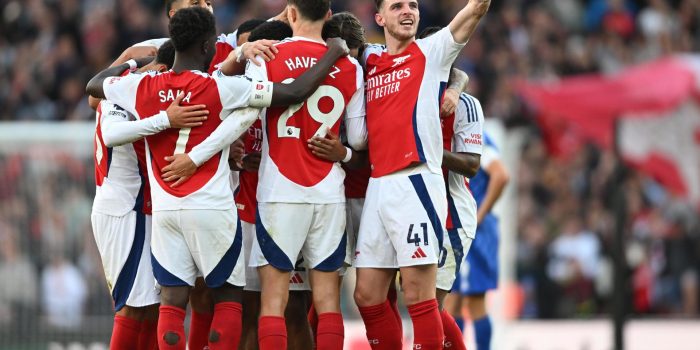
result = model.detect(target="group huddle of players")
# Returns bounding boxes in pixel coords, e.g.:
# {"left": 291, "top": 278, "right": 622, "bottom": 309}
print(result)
{"left": 84, "top": 0, "right": 506, "bottom": 349}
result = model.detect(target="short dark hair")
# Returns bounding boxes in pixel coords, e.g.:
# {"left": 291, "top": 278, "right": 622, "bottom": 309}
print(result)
{"left": 375, "top": 0, "right": 384, "bottom": 10}
{"left": 237, "top": 19, "right": 266, "bottom": 41}
{"left": 417, "top": 26, "right": 441, "bottom": 39}
{"left": 288, "top": 0, "right": 330, "bottom": 22}
{"left": 155, "top": 40, "right": 176, "bottom": 69}
{"left": 323, "top": 12, "right": 365, "bottom": 50}
{"left": 168, "top": 7, "right": 216, "bottom": 51}
{"left": 248, "top": 21, "right": 293, "bottom": 42}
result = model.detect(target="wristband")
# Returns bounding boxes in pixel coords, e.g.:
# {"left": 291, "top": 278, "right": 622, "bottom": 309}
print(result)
{"left": 234, "top": 43, "right": 247, "bottom": 63}
{"left": 125, "top": 59, "right": 138, "bottom": 72}
{"left": 342, "top": 147, "right": 353, "bottom": 163}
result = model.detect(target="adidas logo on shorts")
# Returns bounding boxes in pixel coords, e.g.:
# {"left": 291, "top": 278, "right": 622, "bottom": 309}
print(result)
{"left": 411, "top": 247, "right": 427, "bottom": 259}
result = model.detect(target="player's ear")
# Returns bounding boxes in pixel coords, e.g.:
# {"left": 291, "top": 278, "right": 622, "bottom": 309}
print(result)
{"left": 375, "top": 13, "right": 385, "bottom": 27}
{"left": 325, "top": 9, "right": 332, "bottom": 21}
{"left": 155, "top": 63, "right": 168, "bottom": 73}
{"left": 288, "top": 6, "right": 298, "bottom": 24}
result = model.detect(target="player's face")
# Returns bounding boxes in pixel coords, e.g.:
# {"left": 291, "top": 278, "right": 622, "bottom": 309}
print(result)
{"left": 170, "top": 0, "right": 214, "bottom": 17}
{"left": 376, "top": 0, "right": 420, "bottom": 42}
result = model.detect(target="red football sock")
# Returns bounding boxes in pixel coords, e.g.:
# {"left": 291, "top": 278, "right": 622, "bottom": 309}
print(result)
{"left": 308, "top": 303, "right": 319, "bottom": 341}
{"left": 110, "top": 315, "right": 142, "bottom": 350}
{"left": 158, "top": 306, "right": 186, "bottom": 350}
{"left": 317, "top": 312, "right": 344, "bottom": 350}
{"left": 188, "top": 309, "right": 213, "bottom": 350}
{"left": 258, "top": 316, "right": 287, "bottom": 350}
{"left": 358, "top": 301, "right": 403, "bottom": 350}
{"left": 387, "top": 287, "right": 403, "bottom": 334}
{"left": 440, "top": 309, "right": 466, "bottom": 350}
{"left": 407, "top": 299, "right": 444, "bottom": 350}
{"left": 137, "top": 319, "right": 158, "bottom": 350}
{"left": 208, "top": 302, "right": 243, "bottom": 350}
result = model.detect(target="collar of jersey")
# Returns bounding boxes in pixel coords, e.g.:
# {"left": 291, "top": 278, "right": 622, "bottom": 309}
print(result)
{"left": 290, "top": 36, "right": 326, "bottom": 46}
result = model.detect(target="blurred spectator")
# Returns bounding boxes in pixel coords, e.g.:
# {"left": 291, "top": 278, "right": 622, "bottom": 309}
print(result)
{"left": 41, "top": 250, "right": 88, "bottom": 330}
{"left": 0, "top": 223, "right": 38, "bottom": 329}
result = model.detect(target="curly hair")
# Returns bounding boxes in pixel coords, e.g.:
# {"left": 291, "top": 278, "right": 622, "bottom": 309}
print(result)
{"left": 322, "top": 12, "right": 366, "bottom": 50}
{"left": 287, "top": 0, "right": 330, "bottom": 21}
{"left": 155, "top": 40, "right": 176, "bottom": 69}
{"left": 248, "top": 21, "right": 293, "bottom": 42}
{"left": 168, "top": 7, "right": 216, "bottom": 52}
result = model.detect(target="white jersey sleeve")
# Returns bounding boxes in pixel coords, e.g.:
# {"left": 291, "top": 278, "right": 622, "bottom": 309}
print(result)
{"left": 212, "top": 71, "right": 273, "bottom": 113}
{"left": 416, "top": 27, "right": 466, "bottom": 80}
{"left": 345, "top": 59, "right": 367, "bottom": 150}
{"left": 361, "top": 44, "right": 385, "bottom": 67}
{"left": 453, "top": 93, "right": 484, "bottom": 155}
{"left": 216, "top": 32, "right": 238, "bottom": 49}
{"left": 102, "top": 73, "right": 151, "bottom": 118}
{"left": 100, "top": 101, "right": 170, "bottom": 147}
{"left": 188, "top": 107, "right": 261, "bottom": 167}
{"left": 132, "top": 38, "right": 169, "bottom": 48}
{"left": 480, "top": 139, "right": 500, "bottom": 169}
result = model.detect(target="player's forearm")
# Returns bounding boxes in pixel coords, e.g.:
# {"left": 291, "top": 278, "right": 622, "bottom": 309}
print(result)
{"left": 345, "top": 117, "right": 368, "bottom": 151}
{"left": 344, "top": 149, "right": 369, "bottom": 170}
{"left": 448, "top": 68, "right": 469, "bottom": 93}
{"left": 477, "top": 160, "right": 509, "bottom": 218}
{"left": 449, "top": 0, "right": 491, "bottom": 44}
{"left": 443, "top": 151, "right": 480, "bottom": 178}
{"left": 270, "top": 48, "right": 345, "bottom": 106}
{"left": 102, "top": 112, "right": 170, "bottom": 147}
{"left": 188, "top": 108, "right": 260, "bottom": 167}
{"left": 86, "top": 64, "right": 132, "bottom": 99}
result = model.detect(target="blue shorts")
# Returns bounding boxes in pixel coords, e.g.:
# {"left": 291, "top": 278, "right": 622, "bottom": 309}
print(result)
{"left": 453, "top": 214, "right": 499, "bottom": 295}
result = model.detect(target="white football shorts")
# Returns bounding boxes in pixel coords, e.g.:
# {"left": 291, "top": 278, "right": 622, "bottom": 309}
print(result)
{"left": 436, "top": 228, "right": 474, "bottom": 291}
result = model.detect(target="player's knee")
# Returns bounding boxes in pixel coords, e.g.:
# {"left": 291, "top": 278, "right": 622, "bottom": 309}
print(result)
{"left": 401, "top": 281, "right": 434, "bottom": 305}
{"left": 354, "top": 284, "right": 381, "bottom": 307}
{"left": 117, "top": 305, "right": 146, "bottom": 320}
{"left": 161, "top": 287, "right": 190, "bottom": 309}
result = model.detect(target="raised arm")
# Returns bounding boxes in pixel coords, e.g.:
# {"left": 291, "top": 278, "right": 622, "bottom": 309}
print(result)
{"left": 269, "top": 37, "right": 349, "bottom": 106}
{"left": 448, "top": 0, "right": 491, "bottom": 44}
{"left": 441, "top": 68, "right": 470, "bottom": 117}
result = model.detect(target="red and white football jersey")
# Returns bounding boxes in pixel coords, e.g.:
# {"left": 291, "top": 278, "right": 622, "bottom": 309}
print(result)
{"left": 209, "top": 32, "right": 238, "bottom": 74}
{"left": 235, "top": 120, "right": 263, "bottom": 223}
{"left": 93, "top": 101, "right": 152, "bottom": 216}
{"left": 363, "top": 27, "right": 465, "bottom": 178}
{"left": 247, "top": 37, "right": 365, "bottom": 204}
{"left": 102, "top": 70, "right": 267, "bottom": 211}
{"left": 442, "top": 93, "right": 484, "bottom": 231}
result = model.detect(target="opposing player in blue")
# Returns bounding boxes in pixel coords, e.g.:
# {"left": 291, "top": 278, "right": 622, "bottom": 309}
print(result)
{"left": 445, "top": 132, "right": 509, "bottom": 350}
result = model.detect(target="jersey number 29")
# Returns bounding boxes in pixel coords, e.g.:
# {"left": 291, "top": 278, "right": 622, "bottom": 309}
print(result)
{"left": 278, "top": 79, "right": 345, "bottom": 139}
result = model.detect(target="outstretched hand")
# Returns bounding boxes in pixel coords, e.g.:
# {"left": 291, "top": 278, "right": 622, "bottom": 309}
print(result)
{"left": 161, "top": 153, "right": 197, "bottom": 188}
{"left": 167, "top": 93, "right": 209, "bottom": 128}
{"left": 244, "top": 40, "right": 280, "bottom": 66}
{"left": 441, "top": 88, "right": 460, "bottom": 117}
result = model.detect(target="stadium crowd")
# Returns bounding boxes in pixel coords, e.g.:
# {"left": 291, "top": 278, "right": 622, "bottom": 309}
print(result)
{"left": 0, "top": 1, "right": 698, "bottom": 343}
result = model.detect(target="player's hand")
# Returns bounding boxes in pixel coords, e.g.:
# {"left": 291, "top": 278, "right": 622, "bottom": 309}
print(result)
{"left": 229, "top": 140, "right": 245, "bottom": 170}
{"left": 441, "top": 88, "right": 460, "bottom": 118}
{"left": 242, "top": 152, "right": 262, "bottom": 171}
{"left": 167, "top": 93, "right": 208, "bottom": 128}
{"left": 467, "top": 0, "right": 491, "bottom": 17}
{"left": 245, "top": 40, "right": 280, "bottom": 66}
{"left": 308, "top": 128, "right": 347, "bottom": 162}
{"left": 326, "top": 38, "right": 350, "bottom": 59}
{"left": 119, "top": 46, "right": 157, "bottom": 64}
{"left": 161, "top": 154, "right": 197, "bottom": 188}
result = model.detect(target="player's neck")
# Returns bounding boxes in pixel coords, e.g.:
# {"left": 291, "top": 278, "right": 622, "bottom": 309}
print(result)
{"left": 385, "top": 35, "right": 415, "bottom": 55}
{"left": 171, "top": 53, "right": 207, "bottom": 74}
{"left": 292, "top": 21, "right": 325, "bottom": 43}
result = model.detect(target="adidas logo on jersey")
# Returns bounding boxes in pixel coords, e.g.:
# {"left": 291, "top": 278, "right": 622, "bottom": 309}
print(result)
{"left": 289, "top": 272, "right": 304, "bottom": 284}
{"left": 411, "top": 247, "right": 428, "bottom": 259}
{"left": 391, "top": 54, "right": 411, "bottom": 67}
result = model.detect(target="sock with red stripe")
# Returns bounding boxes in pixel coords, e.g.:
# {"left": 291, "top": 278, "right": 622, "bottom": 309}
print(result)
{"left": 110, "top": 315, "right": 142, "bottom": 350}
{"left": 158, "top": 306, "right": 186, "bottom": 350}
{"left": 137, "top": 319, "right": 158, "bottom": 350}
{"left": 386, "top": 287, "right": 403, "bottom": 334}
{"left": 407, "top": 299, "right": 444, "bottom": 350}
{"left": 358, "top": 301, "right": 403, "bottom": 350}
{"left": 316, "top": 312, "right": 344, "bottom": 350}
{"left": 258, "top": 316, "right": 287, "bottom": 350}
{"left": 207, "top": 302, "right": 242, "bottom": 350}
{"left": 188, "top": 309, "right": 213, "bottom": 350}
{"left": 308, "top": 302, "right": 319, "bottom": 342}
{"left": 441, "top": 309, "right": 466, "bottom": 350}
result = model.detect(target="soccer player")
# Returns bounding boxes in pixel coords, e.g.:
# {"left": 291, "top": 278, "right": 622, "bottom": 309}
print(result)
{"left": 351, "top": 0, "right": 491, "bottom": 349}
{"left": 85, "top": 7, "right": 350, "bottom": 350}
{"left": 233, "top": 20, "right": 315, "bottom": 350}
{"left": 92, "top": 41, "right": 206, "bottom": 350}
{"left": 245, "top": 1, "right": 366, "bottom": 349}
{"left": 447, "top": 133, "right": 509, "bottom": 350}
